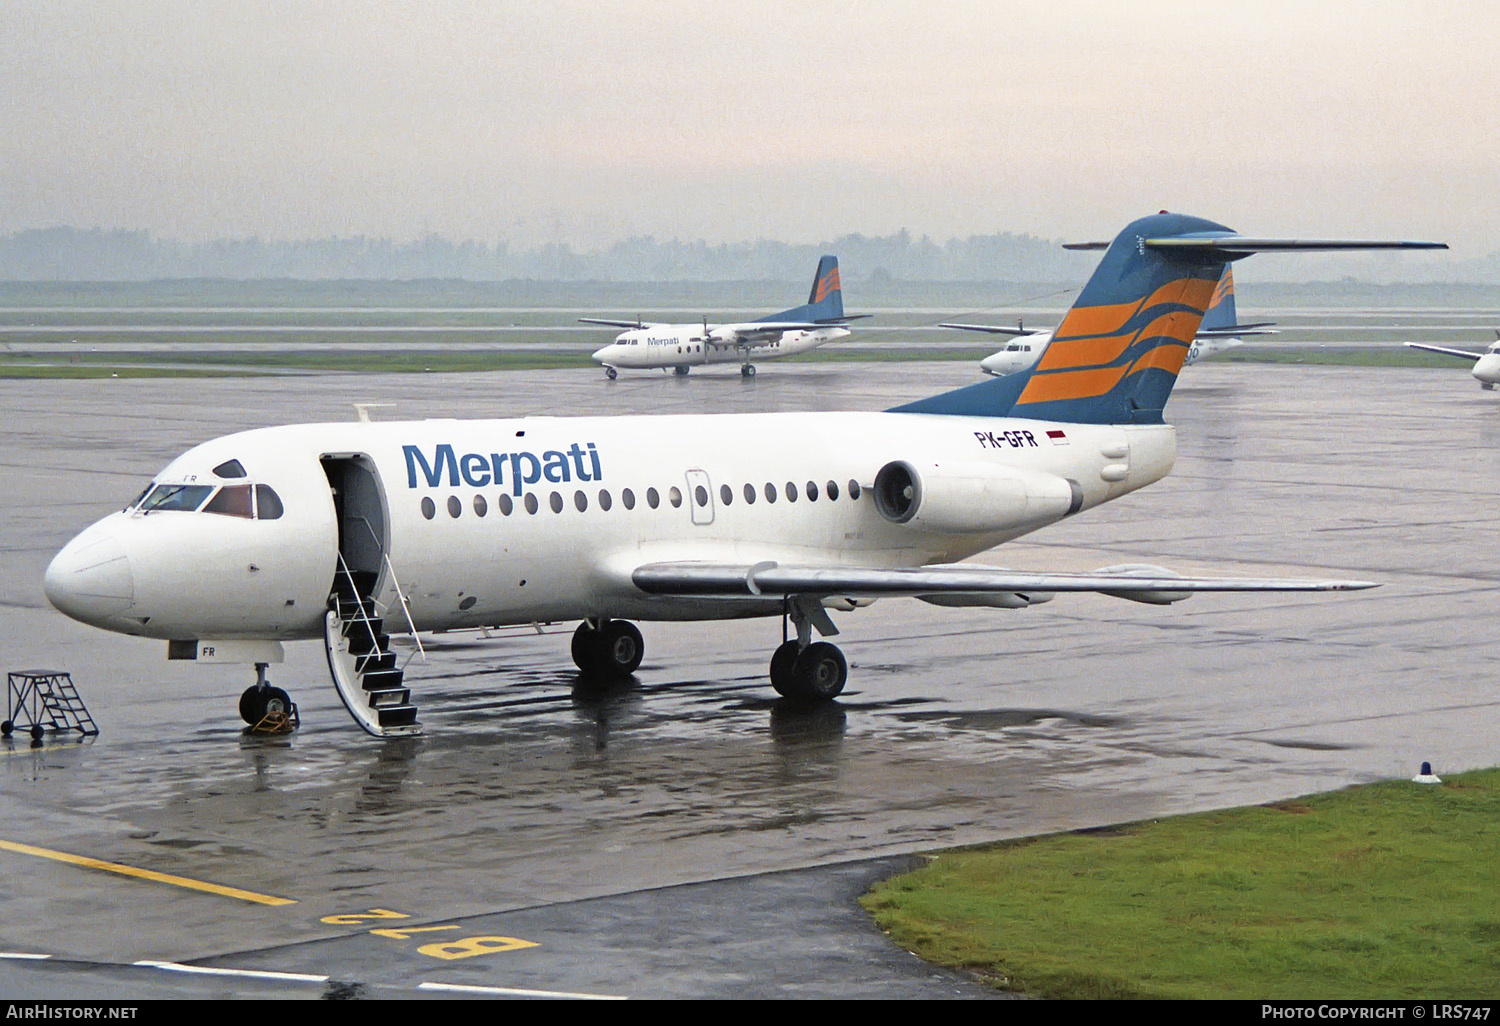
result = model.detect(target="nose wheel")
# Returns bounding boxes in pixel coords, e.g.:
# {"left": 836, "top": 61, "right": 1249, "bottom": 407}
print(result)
{"left": 604, "top": 366, "right": 618, "bottom": 380}
{"left": 239, "top": 663, "right": 299, "bottom": 732}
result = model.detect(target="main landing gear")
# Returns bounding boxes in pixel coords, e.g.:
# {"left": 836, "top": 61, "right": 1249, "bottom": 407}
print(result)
{"left": 239, "top": 662, "right": 298, "bottom": 732}
{"left": 768, "top": 600, "right": 848, "bottom": 702}
{"left": 739, "top": 363, "right": 757, "bottom": 379}
{"left": 673, "top": 365, "right": 690, "bottom": 376}
{"left": 572, "top": 619, "right": 645, "bottom": 678}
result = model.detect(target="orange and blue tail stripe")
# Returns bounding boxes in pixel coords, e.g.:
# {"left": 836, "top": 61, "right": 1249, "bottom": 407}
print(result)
{"left": 893, "top": 213, "right": 1233, "bottom": 424}
{"left": 763, "top": 255, "right": 844, "bottom": 324}
{"left": 1200, "top": 265, "right": 1237, "bottom": 332}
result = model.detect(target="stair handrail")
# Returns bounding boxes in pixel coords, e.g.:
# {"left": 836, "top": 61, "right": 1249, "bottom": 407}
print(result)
{"left": 345, "top": 515, "right": 427, "bottom": 664}
{"left": 333, "top": 552, "right": 385, "bottom": 655}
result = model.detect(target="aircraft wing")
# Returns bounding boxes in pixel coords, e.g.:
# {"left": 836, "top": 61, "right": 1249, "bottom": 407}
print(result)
{"left": 1195, "top": 322, "right": 1278, "bottom": 339}
{"left": 939, "top": 322, "right": 1044, "bottom": 336}
{"left": 715, "top": 319, "right": 861, "bottom": 343}
{"left": 1406, "top": 342, "right": 1484, "bottom": 361}
{"left": 578, "top": 317, "right": 660, "bottom": 329}
{"left": 631, "top": 561, "right": 1375, "bottom": 604}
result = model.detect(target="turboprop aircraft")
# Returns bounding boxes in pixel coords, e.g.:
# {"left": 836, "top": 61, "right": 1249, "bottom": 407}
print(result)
{"left": 1406, "top": 333, "right": 1500, "bottom": 389}
{"left": 583, "top": 255, "right": 864, "bottom": 379}
{"left": 951, "top": 265, "right": 1277, "bottom": 376}
{"left": 43, "top": 213, "right": 1444, "bottom": 737}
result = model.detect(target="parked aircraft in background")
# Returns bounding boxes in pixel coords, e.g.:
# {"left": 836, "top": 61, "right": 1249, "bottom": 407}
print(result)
{"left": 1406, "top": 333, "right": 1500, "bottom": 389}
{"left": 583, "top": 256, "right": 864, "bottom": 379}
{"left": 947, "top": 266, "right": 1276, "bottom": 376}
{"left": 44, "top": 213, "right": 1443, "bottom": 738}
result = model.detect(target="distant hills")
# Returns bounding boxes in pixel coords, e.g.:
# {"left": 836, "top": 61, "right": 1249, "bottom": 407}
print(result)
{"left": 0, "top": 226, "right": 1492, "bottom": 285}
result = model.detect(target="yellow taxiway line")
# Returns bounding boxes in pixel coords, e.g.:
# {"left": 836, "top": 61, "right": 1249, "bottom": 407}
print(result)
{"left": 0, "top": 838, "right": 296, "bottom": 906}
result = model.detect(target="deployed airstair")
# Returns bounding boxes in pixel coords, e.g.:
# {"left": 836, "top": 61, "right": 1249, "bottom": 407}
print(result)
{"left": 324, "top": 563, "right": 423, "bottom": 737}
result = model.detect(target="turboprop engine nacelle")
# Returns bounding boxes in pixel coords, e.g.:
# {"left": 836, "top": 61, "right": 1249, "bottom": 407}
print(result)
{"left": 872, "top": 459, "right": 1083, "bottom": 535}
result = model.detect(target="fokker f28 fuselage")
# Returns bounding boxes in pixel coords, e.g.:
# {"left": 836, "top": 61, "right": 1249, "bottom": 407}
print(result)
{"left": 47, "top": 412, "right": 1169, "bottom": 643}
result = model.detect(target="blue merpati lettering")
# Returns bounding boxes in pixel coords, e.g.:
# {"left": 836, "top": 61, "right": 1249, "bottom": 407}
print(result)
{"left": 509, "top": 451, "right": 542, "bottom": 496}
{"left": 404, "top": 442, "right": 601, "bottom": 494}
{"left": 460, "top": 452, "right": 491, "bottom": 487}
{"left": 404, "top": 444, "right": 459, "bottom": 488}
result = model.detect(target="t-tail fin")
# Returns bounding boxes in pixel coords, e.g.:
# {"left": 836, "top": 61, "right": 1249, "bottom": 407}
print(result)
{"left": 760, "top": 255, "right": 844, "bottom": 324}
{"left": 1201, "top": 266, "right": 1237, "bottom": 332}
{"left": 891, "top": 213, "right": 1445, "bottom": 423}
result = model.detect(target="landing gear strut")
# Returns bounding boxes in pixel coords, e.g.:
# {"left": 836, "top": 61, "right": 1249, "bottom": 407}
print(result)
{"left": 768, "top": 600, "right": 847, "bottom": 701}
{"left": 239, "top": 663, "right": 298, "bottom": 731}
{"left": 572, "top": 619, "right": 644, "bottom": 678}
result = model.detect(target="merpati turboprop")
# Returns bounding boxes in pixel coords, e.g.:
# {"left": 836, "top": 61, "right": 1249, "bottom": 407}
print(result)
{"left": 44, "top": 213, "right": 1445, "bottom": 737}
{"left": 949, "top": 265, "right": 1276, "bottom": 377}
{"left": 1406, "top": 333, "right": 1500, "bottom": 389}
{"left": 582, "top": 255, "right": 864, "bottom": 379}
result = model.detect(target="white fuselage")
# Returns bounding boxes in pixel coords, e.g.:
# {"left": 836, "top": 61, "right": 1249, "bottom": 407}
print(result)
{"left": 1473, "top": 346, "right": 1500, "bottom": 385}
{"left": 592, "top": 326, "right": 849, "bottom": 370}
{"left": 44, "top": 411, "right": 1175, "bottom": 644}
{"left": 979, "top": 332, "right": 1241, "bottom": 377}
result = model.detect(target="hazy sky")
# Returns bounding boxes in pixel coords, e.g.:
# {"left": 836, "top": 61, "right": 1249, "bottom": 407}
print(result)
{"left": 3, "top": 1, "right": 1495, "bottom": 255}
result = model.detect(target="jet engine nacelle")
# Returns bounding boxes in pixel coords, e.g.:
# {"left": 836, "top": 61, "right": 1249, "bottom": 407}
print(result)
{"left": 871, "top": 459, "right": 1083, "bottom": 535}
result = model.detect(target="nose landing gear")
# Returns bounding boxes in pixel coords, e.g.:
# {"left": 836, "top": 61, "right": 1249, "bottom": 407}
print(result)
{"left": 239, "top": 663, "right": 299, "bottom": 733}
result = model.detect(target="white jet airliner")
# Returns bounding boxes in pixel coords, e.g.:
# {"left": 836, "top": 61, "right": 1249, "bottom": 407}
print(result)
{"left": 583, "top": 256, "right": 864, "bottom": 379}
{"left": 1406, "top": 334, "right": 1500, "bottom": 389}
{"left": 949, "top": 266, "right": 1276, "bottom": 376}
{"left": 43, "top": 213, "right": 1444, "bottom": 737}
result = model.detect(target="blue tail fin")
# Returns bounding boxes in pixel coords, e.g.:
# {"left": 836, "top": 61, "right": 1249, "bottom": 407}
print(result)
{"left": 1200, "top": 266, "right": 1237, "bottom": 332}
{"left": 760, "top": 255, "right": 844, "bottom": 324}
{"left": 892, "top": 213, "right": 1230, "bottom": 423}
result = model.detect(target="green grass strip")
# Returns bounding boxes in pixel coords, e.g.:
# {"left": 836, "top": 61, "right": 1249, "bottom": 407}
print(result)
{"left": 861, "top": 767, "right": 1500, "bottom": 999}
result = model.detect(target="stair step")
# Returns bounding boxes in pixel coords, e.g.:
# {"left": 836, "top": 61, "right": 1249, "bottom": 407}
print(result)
{"left": 362, "top": 668, "right": 405, "bottom": 690}
{"left": 376, "top": 705, "right": 420, "bottom": 728}
{"left": 366, "top": 687, "right": 412, "bottom": 708}
{"left": 355, "top": 651, "right": 396, "bottom": 674}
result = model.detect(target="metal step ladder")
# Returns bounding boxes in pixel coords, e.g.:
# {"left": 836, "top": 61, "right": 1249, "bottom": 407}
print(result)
{"left": 324, "top": 564, "right": 423, "bottom": 737}
{"left": 3, "top": 670, "right": 99, "bottom": 740}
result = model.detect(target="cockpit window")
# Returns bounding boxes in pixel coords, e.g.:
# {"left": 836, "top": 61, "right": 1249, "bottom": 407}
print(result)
{"left": 203, "top": 484, "right": 254, "bottom": 518}
{"left": 138, "top": 484, "right": 214, "bottom": 513}
{"left": 125, "top": 483, "right": 154, "bottom": 511}
{"left": 213, "top": 459, "right": 247, "bottom": 479}
{"left": 255, "top": 484, "right": 284, "bottom": 520}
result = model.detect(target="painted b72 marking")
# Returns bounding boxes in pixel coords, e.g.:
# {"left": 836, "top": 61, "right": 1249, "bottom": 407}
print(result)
{"left": 322, "top": 908, "right": 537, "bottom": 961}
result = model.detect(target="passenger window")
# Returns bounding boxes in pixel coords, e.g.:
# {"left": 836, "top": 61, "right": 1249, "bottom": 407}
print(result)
{"left": 647, "top": 487, "right": 660, "bottom": 509}
{"left": 669, "top": 486, "right": 683, "bottom": 508}
{"left": 498, "top": 493, "right": 514, "bottom": 516}
{"left": 421, "top": 497, "right": 436, "bottom": 520}
{"left": 549, "top": 491, "right": 564, "bottom": 513}
{"left": 848, "top": 479, "right": 861, "bottom": 500}
{"left": 806, "top": 481, "right": 819, "bottom": 501}
{"left": 447, "top": 496, "right": 462, "bottom": 518}
{"left": 574, "top": 490, "right": 588, "bottom": 512}
{"left": 785, "top": 482, "right": 798, "bottom": 502}
{"left": 474, "top": 495, "right": 488, "bottom": 517}
{"left": 255, "top": 485, "right": 284, "bottom": 520}
{"left": 524, "top": 493, "right": 539, "bottom": 515}
{"left": 694, "top": 485, "right": 709, "bottom": 507}
{"left": 213, "top": 459, "right": 247, "bottom": 479}
{"left": 204, "top": 484, "right": 254, "bottom": 519}
{"left": 743, "top": 483, "right": 756, "bottom": 504}
{"left": 764, "top": 482, "right": 777, "bottom": 503}
{"left": 719, "top": 484, "right": 732, "bottom": 506}
{"left": 598, "top": 489, "right": 612, "bottom": 511}
{"left": 826, "top": 480, "right": 839, "bottom": 501}
{"left": 622, "top": 488, "right": 636, "bottom": 510}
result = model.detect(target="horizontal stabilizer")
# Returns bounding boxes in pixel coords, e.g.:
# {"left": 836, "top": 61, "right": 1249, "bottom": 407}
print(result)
{"left": 1196, "top": 323, "right": 1278, "bottom": 339}
{"left": 631, "top": 561, "right": 1376, "bottom": 600}
{"left": 1144, "top": 235, "right": 1448, "bottom": 259}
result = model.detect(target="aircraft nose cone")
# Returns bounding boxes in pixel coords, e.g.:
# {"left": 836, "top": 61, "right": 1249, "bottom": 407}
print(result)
{"left": 591, "top": 346, "right": 610, "bottom": 364}
{"left": 44, "top": 529, "right": 134, "bottom": 625}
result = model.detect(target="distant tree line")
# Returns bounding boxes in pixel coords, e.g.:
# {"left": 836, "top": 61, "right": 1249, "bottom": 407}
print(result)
{"left": 0, "top": 226, "right": 1489, "bottom": 283}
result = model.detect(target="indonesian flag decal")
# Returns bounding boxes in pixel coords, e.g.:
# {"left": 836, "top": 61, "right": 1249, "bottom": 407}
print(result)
{"left": 1046, "top": 429, "right": 1069, "bottom": 444}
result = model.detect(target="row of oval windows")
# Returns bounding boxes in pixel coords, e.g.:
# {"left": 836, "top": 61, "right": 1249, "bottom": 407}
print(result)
{"left": 420, "top": 479, "right": 865, "bottom": 520}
